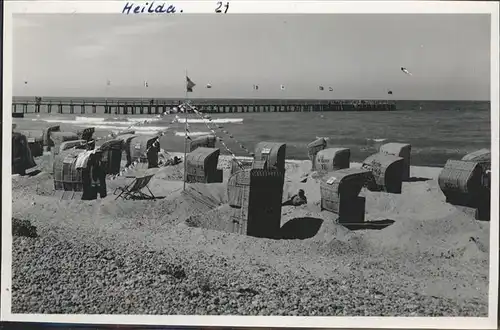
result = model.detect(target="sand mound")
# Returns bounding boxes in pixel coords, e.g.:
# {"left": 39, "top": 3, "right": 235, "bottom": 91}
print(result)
{"left": 10, "top": 155, "right": 490, "bottom": 316}
{"left": 152, "top": 163, "right": 185, "bottom": 181}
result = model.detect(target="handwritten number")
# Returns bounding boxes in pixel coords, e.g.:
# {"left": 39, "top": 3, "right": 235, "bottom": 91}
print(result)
{"left": 215, "top": 1, "right": 229, "bottom": 13}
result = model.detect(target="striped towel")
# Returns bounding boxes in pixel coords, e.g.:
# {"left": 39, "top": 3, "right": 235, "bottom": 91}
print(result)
{"left": 75, "top": 150, "right": 95, "bottom": 169}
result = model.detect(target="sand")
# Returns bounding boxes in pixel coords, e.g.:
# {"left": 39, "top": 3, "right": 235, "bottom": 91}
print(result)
{"left": 10, "top": 152, "right": 490, "bottom": 316}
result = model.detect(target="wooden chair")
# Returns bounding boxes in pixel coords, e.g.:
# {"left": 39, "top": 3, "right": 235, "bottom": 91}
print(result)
{"left": 114, "top": 172, "right": 156, "bottom": 200}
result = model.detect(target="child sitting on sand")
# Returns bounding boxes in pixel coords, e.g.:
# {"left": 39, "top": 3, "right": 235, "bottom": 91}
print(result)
{"left": 282, "top": 189, "right": 308, "bottom": 207}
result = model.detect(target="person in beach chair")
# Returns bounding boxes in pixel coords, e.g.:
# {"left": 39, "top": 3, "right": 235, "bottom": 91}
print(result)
{"left": 282, "top": 189, "right": 308, "bottom": 207}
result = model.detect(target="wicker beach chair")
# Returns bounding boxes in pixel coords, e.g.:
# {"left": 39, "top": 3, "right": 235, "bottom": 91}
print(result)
{"left": 113, "top": 171, "right": 156, "bottom": 200}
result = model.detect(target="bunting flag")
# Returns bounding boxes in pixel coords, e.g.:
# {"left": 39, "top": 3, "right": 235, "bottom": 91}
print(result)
{"left": 186, "top": 76, "right": 196, "bottom": 92}
{"left": 329, "top": 87, "right": 333, "bottom": 92}
{"left": 388, "top": 90, "right": 393, "bottom": 95}
{"left": 106, "top": 79, "right": 111, "bottom": 86}
{"left": 206, "top": 83, "right": 212, "bottom": 89}
{"left": 280, "top": 85, "right": 285, "bottom": 90}
{"left": 24, "top": 81, "right": 28, "bottom": 85}
{"left": 401, "top": 67, "right": 412, "bottom": 76}
{"left": 144, "top": 81, "right": 149, "bottom": 88}
{"left": 319, "top": 86, "right": 324, "bottom": 91}
{"left": 253, "top": 84, "right": 259, "bottom": 90}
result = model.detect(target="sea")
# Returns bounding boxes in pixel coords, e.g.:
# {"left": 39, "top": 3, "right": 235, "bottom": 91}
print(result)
{"left": 12, "top": 99, "right": 491, "bottom": 167}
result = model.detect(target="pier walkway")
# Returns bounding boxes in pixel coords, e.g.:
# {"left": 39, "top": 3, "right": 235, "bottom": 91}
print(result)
{"left": 12, "top": 99, "right": 396, "bottom": 116}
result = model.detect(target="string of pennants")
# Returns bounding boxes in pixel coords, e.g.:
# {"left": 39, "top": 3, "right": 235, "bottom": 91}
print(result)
{"left": 102, "top": 101, "right": 257, "bottom": 180}
{"left": 182, "top": 103, "right": 254, "bottom": 169}
{"left": 181, "top": 105, "right": 248, "bottom": 221}
{"left": 182, "top": 105, "right": 247, "bottom": 221}
{"left": 182, "top": 103, "right": 255, "bottom": 158}
{"left": 180, "top": 104, "right": 244, "bottom": 169}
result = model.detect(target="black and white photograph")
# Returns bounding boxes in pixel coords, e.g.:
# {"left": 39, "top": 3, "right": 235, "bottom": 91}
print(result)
{"left": 2, "top": 1, "right": 499, "bottom": 328}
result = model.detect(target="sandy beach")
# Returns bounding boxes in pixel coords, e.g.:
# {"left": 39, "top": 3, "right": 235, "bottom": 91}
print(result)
{"left": 11, "top": 150, "right": 490, "bottom": 316}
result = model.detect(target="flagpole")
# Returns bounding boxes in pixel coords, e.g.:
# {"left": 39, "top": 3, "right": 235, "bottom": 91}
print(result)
{"left": 183, "top": 70, "right": 188, "bottom": 191}
{"left": 105, "top": 79, "right": 109, "bottom": 114}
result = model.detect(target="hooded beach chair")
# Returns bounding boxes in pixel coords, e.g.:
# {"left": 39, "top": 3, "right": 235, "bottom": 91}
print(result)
{"left": 113, "top": 170, "right": 156, "bottom": 200}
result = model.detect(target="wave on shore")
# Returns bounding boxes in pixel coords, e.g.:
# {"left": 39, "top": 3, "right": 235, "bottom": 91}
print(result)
{"left": 174, "top": 131, "right": 214, "bottom": 137}
{"left": 173, "top": 117, "right": 244, "bottom": 124}
{"left": 37, "top": 115, "right": 244, "bottom": 126}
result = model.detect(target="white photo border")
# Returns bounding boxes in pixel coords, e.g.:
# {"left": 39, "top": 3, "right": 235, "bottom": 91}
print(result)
{"left": 2, "top": 1, "right": 499, "bottom": 329}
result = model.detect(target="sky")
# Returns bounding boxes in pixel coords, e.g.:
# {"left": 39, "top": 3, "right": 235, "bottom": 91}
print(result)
{"left": 12, "top": 13, "right": 491, "bottom": 100}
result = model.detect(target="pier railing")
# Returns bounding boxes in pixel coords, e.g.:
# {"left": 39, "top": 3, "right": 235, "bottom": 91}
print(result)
{"left": 11, "top": 99, "right": 396, "bottom": 115}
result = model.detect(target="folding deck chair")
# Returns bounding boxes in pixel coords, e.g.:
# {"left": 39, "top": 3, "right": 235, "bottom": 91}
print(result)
{"left": 113, "top": 171, "right": 156, "bottom": 200}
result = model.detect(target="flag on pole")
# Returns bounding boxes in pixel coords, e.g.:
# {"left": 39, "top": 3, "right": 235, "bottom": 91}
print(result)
{"left": 24, "top": 81, "right": 28, "bottom": 85}
{"left": 329, "top": 87, "right": 333, "bottom": 92}
{"left": 319, "top": 86, "right": 324, "bottom": 91}
{"left": 186, "top": 76, "right": 196, "bottom": 92}
{"left": 388, "top": 90, "right": 393, "bottom": 95}
{"left": 280, "top": 84, "right": 285, "bottom": 90}
{"left": 206, "top": 83, "right": 212, "bottom": 89}
{"left": 144, "top": 81, "right": 149, "bottom": 88}
{"left": 253, "top": 84, "right": 259, "bottom": 90}
{"left": 106, "top": 79, "right": 111, "bottom": 86}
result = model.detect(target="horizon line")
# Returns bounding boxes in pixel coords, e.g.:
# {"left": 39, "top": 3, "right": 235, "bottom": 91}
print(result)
{"left": 11, "top": 96, "right": 491, "bottom": 103}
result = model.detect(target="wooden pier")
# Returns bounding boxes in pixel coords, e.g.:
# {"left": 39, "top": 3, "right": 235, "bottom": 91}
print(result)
{"left": 11, "top": 99, "right": 396, "bottom": 115}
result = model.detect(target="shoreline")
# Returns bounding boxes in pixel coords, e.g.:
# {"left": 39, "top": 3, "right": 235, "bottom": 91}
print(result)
{"left": 12, "top": 115, "right": 470, "bottom": 168}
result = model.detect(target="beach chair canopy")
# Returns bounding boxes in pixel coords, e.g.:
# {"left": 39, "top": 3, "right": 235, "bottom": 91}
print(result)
{"left": 315, "top": 148, "right": 351, "bottom": 172}
{"left": 227, "top": 168, "right": 284, "bottom": 238}
{"left": 253, "top": 142, "right": 286, "bottom": 172}
{"left": 51, "top": 131, "right": 79, "bottom": 145}
{"left": 59, "top": 139, "right": 87, "bottom": 153}
{"left": 189, "top": 135, "right": 217, "bottom": 152}
{"left": 438, "top": 159, "right": 483, "bottom": 196}
{"left": 186, "top": 147, "right": 220, "bottom": 173}
{"left": 379, "top": 142, "right": 411, "bottom": 180}
{"left": 115, "top": 133, "right": 137, "bottom": 145}
{"left": 307, "top": 137, "right": 327, "bottom": 159}
{"left": 20, "top": 130, "right": 44, "bottom": 157}
{"left": 379, "top": 143, "right": 412, "bottom": 158}
{"left": 129, "top": 135, "right": 160, "bottom": 167}
{"left": 99, "top": 139, "right": 124, "bottom": 175}
{"left": 77, "top": 127, "right": 95, "bottom": 141}
{"left": 321, "top": 168, "right": 372, "bottom": 199}
{"left": 100, "top": 139, "right": 124, "bottom": 151}
{"left": 185, "top": 147, "right": 222, "bottom": 183}
{"left": 53, "top": 148, "right": 106, "bottom": 200}
{"left": 462, "top": 149, "right": 491, "bottom": 162}
{"left": 43, "top": 125, "right": 61, "bottom": 147}
{"left": 362, "top": 152, "right": 404, "bottom": 193}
